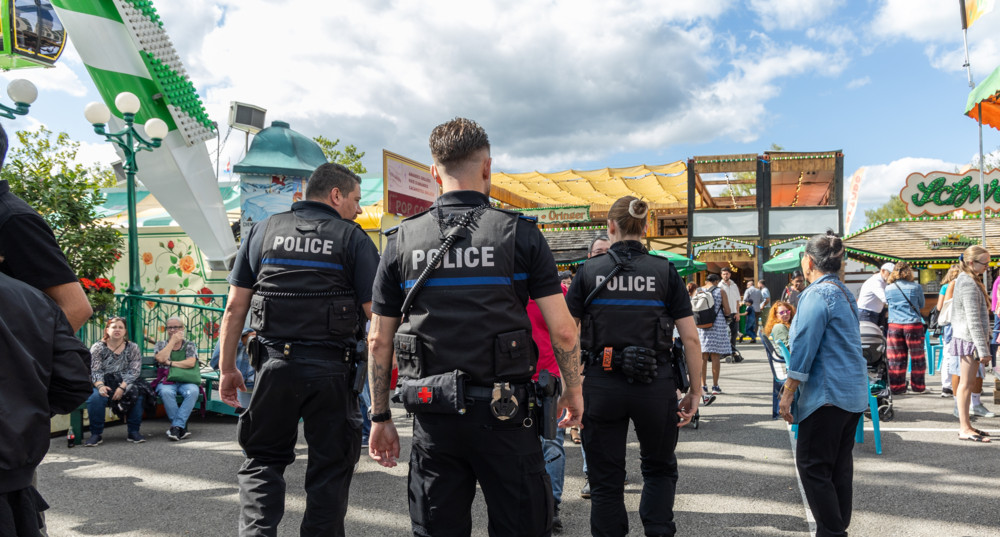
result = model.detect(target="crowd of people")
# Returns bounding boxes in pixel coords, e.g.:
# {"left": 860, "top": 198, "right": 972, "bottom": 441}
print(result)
{"left": 6, "top": 113, "right": 1000, "bottom": 537}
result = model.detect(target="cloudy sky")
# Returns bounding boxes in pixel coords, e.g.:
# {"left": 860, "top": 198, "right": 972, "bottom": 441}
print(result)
{"left": 4, "top": 0, "right": 1000, "bottom": 232}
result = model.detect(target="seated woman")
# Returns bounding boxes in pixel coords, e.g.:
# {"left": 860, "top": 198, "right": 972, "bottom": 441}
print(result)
{"left": 764, "top": 300, "right": 795, "bottom": 349}
{"left": 153, "top": 316, "right": 201, "bottom": 441}
{"left": 85, "top": 317, "right": 146, "bottom": 445}
{"left": 210, "top": 327, "right": 257, "bottom": 409}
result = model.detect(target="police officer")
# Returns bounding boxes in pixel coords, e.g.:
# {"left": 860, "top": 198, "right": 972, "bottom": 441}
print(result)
{"left": 366, "top": 118, "right": 583, "bottom": 537}
{"left": 218, "top": 162, "right": 379, "bottom": 537}
{"left": 565, "top": 195, "right": 703, "bottom": 537}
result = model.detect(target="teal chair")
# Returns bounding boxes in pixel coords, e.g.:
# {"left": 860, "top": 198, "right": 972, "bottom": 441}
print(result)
{"left": 924, "top": 329, "right": 943, "bottom": 376}
{"left": 775, "top": 340, "right": 881, "bottom": 455}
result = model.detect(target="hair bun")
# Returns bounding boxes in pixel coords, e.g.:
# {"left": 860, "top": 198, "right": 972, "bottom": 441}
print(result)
{"left": 628, "top": 199, "right": 648, "bottom": 219}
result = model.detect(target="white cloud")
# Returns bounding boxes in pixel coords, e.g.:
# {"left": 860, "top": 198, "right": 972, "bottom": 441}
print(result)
{"left": 806, "top": 25, "right": 855, "bottom": 47}
{"left": 852, "top": 157, "right": 964, "bottom": 208}
{"left": 138, "top": 1, "right": 849, "bottom": 173}
{"left": 0, "top": 62, "right": 88, "bottom": 98}
{"left": 748, "top": 0, "right": 844, "bottom": 31}
{"left": 846, "top": 76, "right": 870, "bottom": 89}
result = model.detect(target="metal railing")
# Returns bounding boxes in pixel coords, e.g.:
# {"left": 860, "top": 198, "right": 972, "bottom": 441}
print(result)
{"left": 78, "top": 293, "right": 228, "bottom": 358}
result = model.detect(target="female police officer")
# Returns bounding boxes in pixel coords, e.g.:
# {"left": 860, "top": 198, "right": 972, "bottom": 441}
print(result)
{"left": 565, "top": 195, "right": 703, "bottom": 537}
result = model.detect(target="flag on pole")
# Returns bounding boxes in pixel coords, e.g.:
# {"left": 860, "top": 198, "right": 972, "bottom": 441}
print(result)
{"left": 843, "top": 167, "right": 866, "bottom": 233}
{"left": 961, "top": 0, "right": 995, "bottom": 29}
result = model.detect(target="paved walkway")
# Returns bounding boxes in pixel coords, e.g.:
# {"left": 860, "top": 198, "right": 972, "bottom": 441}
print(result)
{"left": 37, "top": 346, "right": 1000, "bottom": 536}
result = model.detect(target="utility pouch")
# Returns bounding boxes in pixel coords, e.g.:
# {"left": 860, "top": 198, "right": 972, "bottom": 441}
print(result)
{"left": 671, "top": 340, "right": 690, "bottom": 393}
{"left": 249, "top": 294, "right": 268, "bottom": 332}
{"left": 654, "top": 316, "right": 675, "bottom": 354}
{"left": 494, "top": 329, "right": 535, "bottom": 378}
{"left": 248, "top": 337, "right": 265, "bottom": 372}
{"left": 398, "top": 370, "right": 469, "bottom": 415}
{"left": 394, "top": 333, "right": 423, "bottom": 378}
{"left": 535, "top": 370, "right": 562, "bottom": 440}
{"left": 351, "top": 357, "right": 368, "bottom": 395}
{"left": 328, "top": 297, "right": 357, "bottom": 339}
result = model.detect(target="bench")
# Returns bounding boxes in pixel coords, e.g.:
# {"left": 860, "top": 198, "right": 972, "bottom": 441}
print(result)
{"left": 68, "top": 356, "right": 236, "bottom": 444}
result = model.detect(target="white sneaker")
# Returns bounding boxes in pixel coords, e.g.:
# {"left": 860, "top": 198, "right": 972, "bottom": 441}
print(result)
{"left": 971, "top": 404, "right": 996, "bottom": 418}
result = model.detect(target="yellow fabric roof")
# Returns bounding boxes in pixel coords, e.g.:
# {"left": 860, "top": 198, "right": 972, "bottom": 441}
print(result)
{"left": 491, "top": 162, "right": 688, "bottom": 209}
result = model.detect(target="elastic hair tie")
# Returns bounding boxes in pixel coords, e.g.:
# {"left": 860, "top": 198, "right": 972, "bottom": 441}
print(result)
{"left": 628, "top": 199, "right": 648, "bottom": 219}
{"left": 960, "top": 253, "right": 965, "bottom": 262}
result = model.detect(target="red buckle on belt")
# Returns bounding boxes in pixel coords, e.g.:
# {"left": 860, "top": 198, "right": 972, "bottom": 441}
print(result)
{"left": 602, "top": 347, "right": 614, "bottom": 371}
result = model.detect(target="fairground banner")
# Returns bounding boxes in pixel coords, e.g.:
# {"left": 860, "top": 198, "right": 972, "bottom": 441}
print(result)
{"left": 518, "top": 205, "right": 591, "bottom": 224}
{"left": 844, "top": 167, "right": 866, "bottom": 231}
{"left": 899, "top": 169, "right": 1000, "bottom": 216}
{"left": 383, "top": 150, "right": 438, "bottom": 217}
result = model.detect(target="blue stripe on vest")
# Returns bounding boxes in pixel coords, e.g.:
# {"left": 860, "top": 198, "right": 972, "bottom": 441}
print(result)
{"left": 262, "top": 258, "right": 344, "bottom": 270}
{"left": 403, "top": 276, "right": 513, "bottom": 289}
{"left": 513, "top": 273, "right": 529, "bottom": 280}
{"left": 591, "top": 298, "right": 664, "bottom": 307}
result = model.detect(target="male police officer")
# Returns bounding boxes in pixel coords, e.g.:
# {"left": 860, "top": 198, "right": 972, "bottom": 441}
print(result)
{"left": 218, "top": 163, "right": 378, "bottom": 537}
{"left": 367, "top": 118, "right": 583, "bottom": 536}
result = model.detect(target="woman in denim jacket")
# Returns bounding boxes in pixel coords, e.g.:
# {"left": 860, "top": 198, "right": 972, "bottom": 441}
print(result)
{"left": 778, "top": 231, "right": 868, "bottom": 537}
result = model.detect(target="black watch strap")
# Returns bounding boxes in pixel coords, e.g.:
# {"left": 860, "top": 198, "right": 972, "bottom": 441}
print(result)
{"left": 368, "top": 409, "right": 392, "bottom": 423}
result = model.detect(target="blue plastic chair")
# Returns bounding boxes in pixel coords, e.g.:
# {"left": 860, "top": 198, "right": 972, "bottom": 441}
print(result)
{"left": 761, "top": 336, "right": 787, "bottom": 420}
{"left": 775, "top": 340, "right": 881, "bottom": 454}
{"left": 924, "top": 329, "right": 943, "bottom": 376}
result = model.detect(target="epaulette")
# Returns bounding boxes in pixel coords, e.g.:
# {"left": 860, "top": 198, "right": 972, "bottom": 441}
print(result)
{"left": 518, "top": 215, "right": 539, "bottom": 224}
{"left": 402, "top": 208, "right": 433, "bottom": 221}
{"left": 383, "top": 225, "right": 399, "bottom": 237}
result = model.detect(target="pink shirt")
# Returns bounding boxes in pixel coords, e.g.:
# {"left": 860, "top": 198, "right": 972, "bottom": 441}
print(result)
{"left": 529, "top": 283, "right": 568, "bottom": 380}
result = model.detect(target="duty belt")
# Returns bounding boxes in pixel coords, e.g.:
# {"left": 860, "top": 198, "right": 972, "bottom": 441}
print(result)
{"left": 465, "top": 383, "right": 531, "bottom": 401}
{"left": 263, "top": 343, "right": 349, "bottom": 362}
{"left": 586, "top": 348, "right": 671, "bottom": 369}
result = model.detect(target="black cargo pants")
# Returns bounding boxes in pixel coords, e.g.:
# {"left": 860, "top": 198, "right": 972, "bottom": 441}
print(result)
{"left": 237, "top": 349, "right": 362, "bottom": 537}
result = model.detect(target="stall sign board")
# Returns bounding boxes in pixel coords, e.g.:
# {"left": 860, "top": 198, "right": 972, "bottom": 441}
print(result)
{"left": 518, "top": 205, "right": 591, "bottom": 224}
{"left": 926, "top": 233, "right": 980, "bottom": 250}
{"left": 383, "top": 150, "right": 437, "bottom": 217}
{"left": 901, "top": 169, "right": 1000, "bottom": 216}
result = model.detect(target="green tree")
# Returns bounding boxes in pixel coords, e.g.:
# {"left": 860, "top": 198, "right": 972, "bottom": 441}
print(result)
{"left": 862, "top": 195, "right": 909, "bottom": 227}
{"left": 313, "top": 135, "right": 367, "bottom": 174}
{"left": 2, "top": 127, "right": 123, "bottom": 286}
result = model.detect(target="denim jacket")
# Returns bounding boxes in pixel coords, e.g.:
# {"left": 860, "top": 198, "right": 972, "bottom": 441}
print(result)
{"left": 787, "top": 274, "right": 869, "bottom": 423}
{"left": 885, "top": 279, "right": 925, "bottom": 325}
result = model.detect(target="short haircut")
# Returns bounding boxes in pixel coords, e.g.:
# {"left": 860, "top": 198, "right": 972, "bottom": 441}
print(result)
{"left": 706, "top": 273, "right": 721, "bottom": 283}
{"left": 0, "top": 123, "right": 7, "bottom": 167}
{"left": 305, "top": 163, "right": 361, "bottom": 201}
{"left": 804, "top": 230, "right": 845, "bottom": 275}
{"left": 720, "top": 267, "right": 732, "bottom": 274}
{"left": 589, "top": 235, "right": 610, "bottom": 253}
{"left": 428, "top": 118, "right": 490, "bottom": 166}
{"left": 166, "top": 316, "right": 184, "bottom": 327}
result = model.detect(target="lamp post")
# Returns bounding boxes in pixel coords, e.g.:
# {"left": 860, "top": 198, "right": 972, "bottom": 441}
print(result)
{"left": 84, "top": 92, "right": 168, "bottom": 344}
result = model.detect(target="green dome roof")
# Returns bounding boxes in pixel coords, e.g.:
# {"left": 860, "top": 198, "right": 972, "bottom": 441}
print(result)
{"left": 233, "top": 121, "right": 327, "bottom": 177}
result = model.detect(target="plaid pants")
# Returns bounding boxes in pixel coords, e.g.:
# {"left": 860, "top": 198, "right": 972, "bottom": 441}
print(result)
{"left": 886, "top": 323, "right": 925, "bottom": 394}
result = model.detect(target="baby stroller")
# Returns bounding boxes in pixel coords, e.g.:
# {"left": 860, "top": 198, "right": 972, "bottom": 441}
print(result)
{"left": 860, "top": 321, "right": 894, "bottom": 421}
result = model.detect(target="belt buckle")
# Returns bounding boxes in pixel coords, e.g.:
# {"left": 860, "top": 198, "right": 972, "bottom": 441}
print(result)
{"left": 490, "top": 381, "right": 518, "bottom": 421}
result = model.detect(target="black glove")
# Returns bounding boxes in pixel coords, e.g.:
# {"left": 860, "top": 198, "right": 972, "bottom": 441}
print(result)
{"left": 621, "top": 346, "right": 658, "bottom": 384}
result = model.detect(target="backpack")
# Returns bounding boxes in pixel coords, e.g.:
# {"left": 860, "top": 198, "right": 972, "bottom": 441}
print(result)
{"left": 691, "top": 287, "right": 717, "bottom": 329}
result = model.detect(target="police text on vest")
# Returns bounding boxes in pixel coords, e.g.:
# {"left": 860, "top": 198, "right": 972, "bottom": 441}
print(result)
{"left": 272, "top": 236, "right": 335, "bottom": 255}
{"left": 412, "top": 247, "right": 495, "bottom": 270}
{"left": 595, "top": 275, "right": 655, "bottom": 292}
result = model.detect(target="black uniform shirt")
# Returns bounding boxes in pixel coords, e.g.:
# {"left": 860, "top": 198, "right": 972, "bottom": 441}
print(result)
{"left": 0, "top": 180, "right": 79, "bottom": 290}
{"left": 372, "top": 190, "right": 562, "bottom": 317}
{"left": 228, "top": 200, "right": 380, "bottom": 304}
{"left": 565, "top": 240, "right": 692, "bottom": 321}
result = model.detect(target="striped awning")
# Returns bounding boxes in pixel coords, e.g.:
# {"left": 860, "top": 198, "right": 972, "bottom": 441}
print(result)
{"left": 491, "top": 162, "right": 688, "bottom": 210}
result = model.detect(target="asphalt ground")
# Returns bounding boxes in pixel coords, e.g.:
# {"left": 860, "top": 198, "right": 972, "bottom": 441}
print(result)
{"left": 36, "top": 345, "right": 1000, "bottom": 536}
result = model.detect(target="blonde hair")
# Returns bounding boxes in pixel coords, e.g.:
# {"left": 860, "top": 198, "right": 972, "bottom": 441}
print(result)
{"left": 940, "top": 265, "right": 960, "bottom": 287}
{"left": 957, "top": 245, "right": 991, "bottom": 303}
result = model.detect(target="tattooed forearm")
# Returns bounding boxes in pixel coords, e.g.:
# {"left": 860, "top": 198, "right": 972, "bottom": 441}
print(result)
{"left": 553, "top": 340, "right": 581, "bottom": 388}
{"left": 368, "top": 358, "right": 392, "bottom": 413}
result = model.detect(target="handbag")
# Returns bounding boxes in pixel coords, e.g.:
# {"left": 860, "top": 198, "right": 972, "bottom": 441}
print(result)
{"left": 938, "top": 298, "right": 953, "bottom": 326}
{"left": 893, "top": 282, "right": 927, "bottom": 327}
{"left": 166, "top": 348, "right": 202, "bottom": 384}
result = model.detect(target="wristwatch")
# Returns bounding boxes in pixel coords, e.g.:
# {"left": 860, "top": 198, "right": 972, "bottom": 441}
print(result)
{"left": 368, "top": 409, "right": 392, "bottom": 423}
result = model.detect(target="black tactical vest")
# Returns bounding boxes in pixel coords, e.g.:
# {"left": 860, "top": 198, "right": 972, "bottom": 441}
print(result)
{"left": 249, "top": 210, "right": 359, "bottom": 344}
{"left": 580, "top": 243, "right": 676, "bottom": 361}
{"left": 393, "top": 206, "right": 536, "bottom": 386}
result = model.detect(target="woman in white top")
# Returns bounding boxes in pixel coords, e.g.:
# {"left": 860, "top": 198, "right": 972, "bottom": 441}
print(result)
{"left": 948, "top": 246, "right": 994, "bottom": 442}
